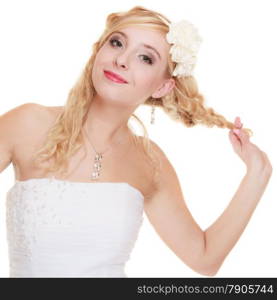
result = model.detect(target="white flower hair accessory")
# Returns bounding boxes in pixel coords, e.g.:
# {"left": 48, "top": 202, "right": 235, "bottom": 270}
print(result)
{"left": 166, "top": 20, "right": 203, "bottom": 77}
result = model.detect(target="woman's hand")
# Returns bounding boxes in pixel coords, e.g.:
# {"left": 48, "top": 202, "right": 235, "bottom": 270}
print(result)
{"left": 228, "top": 117, "right": 272, "bottom": 174}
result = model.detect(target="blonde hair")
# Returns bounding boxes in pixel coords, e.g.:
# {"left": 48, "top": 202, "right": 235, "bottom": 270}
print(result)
{"left": 33, "top": 5, "right": 253, "bottom": 184}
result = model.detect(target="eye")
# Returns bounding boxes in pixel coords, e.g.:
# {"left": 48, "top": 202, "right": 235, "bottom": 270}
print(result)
{"left": 109, "top": 38, "right": 122, "bottom": 48}
{"left": 139, "top": 55, "right": 153, "bottom": 65}
{"left": 109, "top": 36, "right": 154, "bottom": 65}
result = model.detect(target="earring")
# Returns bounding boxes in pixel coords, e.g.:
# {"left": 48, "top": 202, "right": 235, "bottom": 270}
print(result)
{"left": 150, "top": 105, "right": 155, "bottom": 124}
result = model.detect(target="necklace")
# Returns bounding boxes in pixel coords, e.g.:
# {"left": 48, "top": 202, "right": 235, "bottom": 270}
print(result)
{"left": 83, "top": 122, "right": 129, "bottom": 181}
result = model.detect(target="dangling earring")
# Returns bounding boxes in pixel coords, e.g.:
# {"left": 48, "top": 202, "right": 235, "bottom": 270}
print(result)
{"left": 150, "top": 104, "right": 155, "bottom": 124}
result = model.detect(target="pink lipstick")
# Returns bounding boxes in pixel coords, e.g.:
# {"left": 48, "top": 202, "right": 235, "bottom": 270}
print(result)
{"left": 104, "top": 70, "right": 128, "bottom": 84}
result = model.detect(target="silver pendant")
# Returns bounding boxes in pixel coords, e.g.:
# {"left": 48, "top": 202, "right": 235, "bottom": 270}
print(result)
{"left": 91, "top": 153, "right": 103, "bottom": 180}
{"left": 150, "top": 105, "right": 155, "bottom": 124}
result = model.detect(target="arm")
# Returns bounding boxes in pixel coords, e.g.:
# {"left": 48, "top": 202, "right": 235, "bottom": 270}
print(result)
{"left": 145, "top": 134, "right": 272, "bottom": 277}
{"left": 204, "top": 167, "right": 272, "bottom": 274}
{"left": 0, "top": 103, "right": 42, "bottom": 174}
{"left": 0, "top": 107, "right": 18, "bottom": 173}
{"left": 144, "top": 140, "right": 209, "bottom": 276}
{"left": 203, "top": 116, "right": 273, "bottom": 273}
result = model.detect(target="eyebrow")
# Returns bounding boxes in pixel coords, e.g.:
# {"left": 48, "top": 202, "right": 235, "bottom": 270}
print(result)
{"left": 112, "top": 31, "right": 161, "bottom": 60}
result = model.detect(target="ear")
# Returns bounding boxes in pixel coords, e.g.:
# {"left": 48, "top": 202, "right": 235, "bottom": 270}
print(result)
{"left": 151, "top": 78, "right": 175, "bottom": 98}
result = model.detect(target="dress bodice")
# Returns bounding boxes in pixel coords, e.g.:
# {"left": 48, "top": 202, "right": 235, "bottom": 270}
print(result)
{"left": 6, "top": 177, "right": 144, "bottom": 277}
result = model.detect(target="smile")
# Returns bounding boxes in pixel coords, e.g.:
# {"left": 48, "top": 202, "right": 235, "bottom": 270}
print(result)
{"left": 103, "top": 70, "right": 128, "bottom": 84}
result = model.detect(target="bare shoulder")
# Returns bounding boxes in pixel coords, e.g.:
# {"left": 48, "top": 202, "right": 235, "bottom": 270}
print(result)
{"left": 1, "top": 102, "right": 41, "bottom": 120}
{"left": 0, "top": 102, "right": 51, "bottom": 173}
{"left": 146, "top": 137, "right": 176, "bottom": 178}
{"left": 138, "top": 137, "right": 210, "bottom": 276}
{"left": 137, "top": 136, "right": 167, "bottom": 160}
{"left": 152, "top": 139, "right": 180, "bottom": 185}
{"left": 21, "top": 102, "right": 61, "bottom": 122}
{"left": 1, "top": 102, "right": 62, "bottom": 153}
{"left": 137, "top": 136, "right": 179, "bottom": 194}
{"left": 0, "top": 103, "right": 41, "bottom": 136}
{"left": 14, "top": 102, "right": 62, "bottom": 129}
{"left": 1, "top": 102, "right": 53, "bottom": 128}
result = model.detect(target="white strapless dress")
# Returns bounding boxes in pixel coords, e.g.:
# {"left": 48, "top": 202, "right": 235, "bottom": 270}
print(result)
{"left": 5, "top": 177, "right": 144, "bottom": 277}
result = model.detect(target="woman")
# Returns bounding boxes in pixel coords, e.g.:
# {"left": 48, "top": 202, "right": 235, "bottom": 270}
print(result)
{"left": 0, "top": 6, "right": 272, "bottom": 277}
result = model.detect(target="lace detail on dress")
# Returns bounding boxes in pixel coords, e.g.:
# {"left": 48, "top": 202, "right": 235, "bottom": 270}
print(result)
{"left": 6, "top": 178, "right": 144, "bottom": 277}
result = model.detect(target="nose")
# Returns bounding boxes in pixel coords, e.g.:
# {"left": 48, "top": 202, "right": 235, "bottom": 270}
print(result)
{"left": 115, "top": 52, "right": 129, "bottom": 70}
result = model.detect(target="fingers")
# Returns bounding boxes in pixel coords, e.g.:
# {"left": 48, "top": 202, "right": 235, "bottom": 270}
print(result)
{"left": 232, "top": 116, "right": 250, "bottom": 144}
{"left": 234, "top": 116, "right": 243, "bottom": 129}
{"left": 229, "top": 129, "right": 241, "bottom": 147}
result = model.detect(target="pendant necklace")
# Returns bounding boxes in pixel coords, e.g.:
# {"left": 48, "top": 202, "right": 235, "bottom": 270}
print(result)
{"left": 83, "top": 122, "right": 128, "bottom": 181}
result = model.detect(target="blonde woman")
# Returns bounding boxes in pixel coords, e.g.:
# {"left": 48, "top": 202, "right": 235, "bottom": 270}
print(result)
{"left": 0, "top": 6, "right": 272, "bottom": 277}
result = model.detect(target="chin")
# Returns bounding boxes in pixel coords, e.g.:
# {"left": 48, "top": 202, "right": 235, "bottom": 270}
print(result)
{"left": 95, "top": 89, "right": 129, "bottom": 104}
{"left": 92, "top": 73, "right": 129, "bottom": 102}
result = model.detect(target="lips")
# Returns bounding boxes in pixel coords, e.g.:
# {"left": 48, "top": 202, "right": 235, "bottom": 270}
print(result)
{"left": 103, "top": 70, "right": 128, "bottom": 83}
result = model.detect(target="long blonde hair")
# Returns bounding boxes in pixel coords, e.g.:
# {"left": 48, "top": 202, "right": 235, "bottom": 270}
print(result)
{"left": 33, "top": 5, "right": 253, "bottom": 182}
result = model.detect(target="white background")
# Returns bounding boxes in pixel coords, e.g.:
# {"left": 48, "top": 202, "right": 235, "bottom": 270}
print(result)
{"left": 0, "top": 0, "right": 276, "bottom": 277}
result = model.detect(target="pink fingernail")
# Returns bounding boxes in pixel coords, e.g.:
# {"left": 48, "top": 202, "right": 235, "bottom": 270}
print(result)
{"left": 233, "top": 129, "right": 240, "bottom": 135}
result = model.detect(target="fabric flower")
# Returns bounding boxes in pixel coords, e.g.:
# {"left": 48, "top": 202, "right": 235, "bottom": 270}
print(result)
{"left": 166, "top": 20, "right": 202, "bottom": 77}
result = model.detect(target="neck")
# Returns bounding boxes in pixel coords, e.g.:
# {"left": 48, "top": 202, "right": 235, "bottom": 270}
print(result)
{"left": 83, "top": 96, "right": 133, "bottom": 151}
